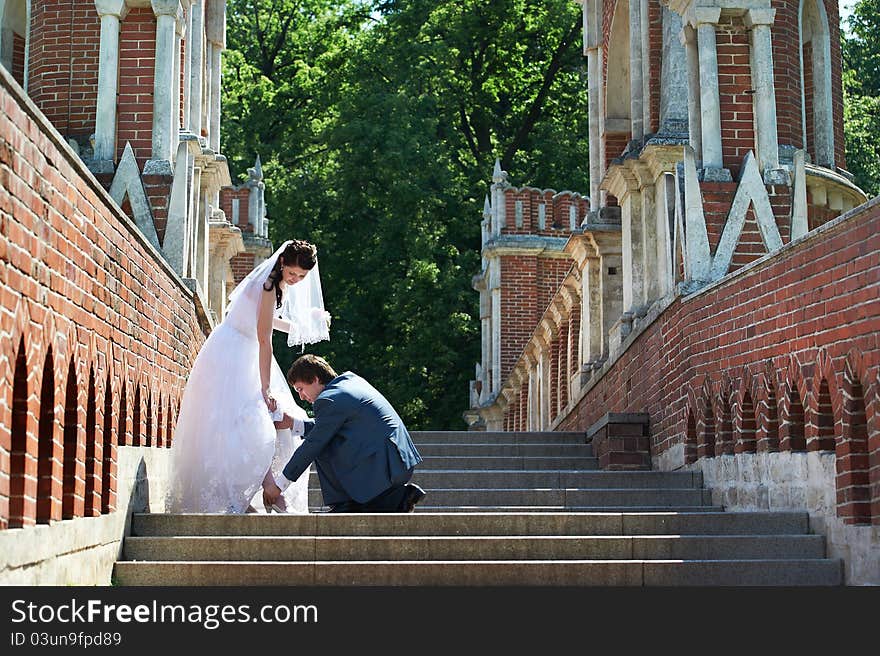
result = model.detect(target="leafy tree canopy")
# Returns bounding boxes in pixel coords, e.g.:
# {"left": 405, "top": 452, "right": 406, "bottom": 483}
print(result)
{"left": 222, "top": 0, "right": 588, "bottom": 429}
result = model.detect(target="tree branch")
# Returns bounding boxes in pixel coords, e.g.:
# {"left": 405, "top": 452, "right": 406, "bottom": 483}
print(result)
{"left": 501, "top": 18, "right": 580, "bottom": 167}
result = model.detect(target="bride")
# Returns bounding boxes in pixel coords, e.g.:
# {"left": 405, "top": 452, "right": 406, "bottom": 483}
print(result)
{"left": 167, "top": 239, "right": 330, "bottom": 514}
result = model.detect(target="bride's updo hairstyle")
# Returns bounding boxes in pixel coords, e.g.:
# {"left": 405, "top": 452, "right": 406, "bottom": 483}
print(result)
{"left": 264, "top": 239, "right": 318, "bottom": 308}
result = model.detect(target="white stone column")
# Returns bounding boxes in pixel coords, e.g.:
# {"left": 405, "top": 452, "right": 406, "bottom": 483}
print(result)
{"left": 640, "top": 181, "right": 658, "bottom": 306}
{"left": 694, "top": 8, "right": 724, "bottom": 173}
{"left": 745, "top": 8, "right": 786, "bottom": 183}
{"left": 681, "top": 24, "right": 702, "bottom": 163}
{"left": 187, "top": 0, "right": 204, "bottom": 135}
{"left": 629, "top": 0, "right": 644, "bottom": 141}
{"left": 205, "top": 0, "right": 226, "bottom": 153}
{"left": 93, "top": 0, "right": 128, "bottom": 165}
{"left": 148, "top": 0, "right": 182, "bottom": 171}
{"left": 583, "top": 0, "right": 602, "bottom": 212}
{"left": 582, "top": 256, "right": 603, "bottom": 363}
{"left": 172, "top": 15, "right": 184, "bottom": 157}
{"left": 621, "top": 188, "right": 645, "bottom": 315}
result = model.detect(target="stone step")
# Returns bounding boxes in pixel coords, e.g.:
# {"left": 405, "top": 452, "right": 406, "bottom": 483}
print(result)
{"left": 410, "top": 505, "right": 725, "bottom": 513}
{"left": 411, "top": 431, "right": 586, "bottom": 444}
{"left": 415, "top": 444, "right": 593, "bottom": 457}
{"left": 307, "top": 470, "right": 701, "bottom": 490}
{"left": 113, "top": 559, "right": 842, "bottom": 586}
{"left": 308, "top": 488, "right": 714, "bottom": 508}
{"left": 132, "top": 511, "right": 812, "bottom": 537}
{"left": 419, "top": 456, "right": 600, "bottom": 470}
{"left": 123, "top": 534, "right": 827, "bottom": 562}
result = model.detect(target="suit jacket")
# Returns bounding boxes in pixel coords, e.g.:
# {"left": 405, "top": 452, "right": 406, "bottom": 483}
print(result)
{"left": 282, "top": 372, "right": 422, "bottom": 503}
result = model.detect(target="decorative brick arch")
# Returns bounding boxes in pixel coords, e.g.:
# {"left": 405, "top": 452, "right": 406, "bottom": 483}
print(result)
{"left": 35, "top": 345, "right": 58, "bottom": 523}
{"left": 684, "top": 385, "right": 700, "bottom": 465}
{"left": 780, "top": 354, "right": 808, "bottom": 451}
{"left": 836, "top": 348, "right": 872, "bottom": 524}
{"left": 6, "top": 299, "right": 37, "bottom": 528}
{"left": 808, "top": 348, "right": 840, "bottom": 452}
{"left": 697, "top": 377, "right": 716, "bottom": 459}
{"left": 754, "top": 360, "right": 780, "bottom": 452}
{"left": 735, "top": 366, "right": 758, "bottom": 454}
{"left": 714, "top": 373, "right": 735, "bottom": 455}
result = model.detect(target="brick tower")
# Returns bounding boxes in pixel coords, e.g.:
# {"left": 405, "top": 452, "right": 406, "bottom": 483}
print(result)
{"left": 0, "top": 0, "right": 274, "bottom": 326}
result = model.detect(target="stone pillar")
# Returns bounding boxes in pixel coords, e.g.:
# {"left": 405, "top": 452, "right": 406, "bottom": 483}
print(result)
{"left": 149, "top": 0, "right": 182, "bottom": 170}
{"left": 745, "top": 8, "right": 787, "bottom": 184}
{"left": 694, "top": 8, "right": 726, "bottom": 176}
{"left": 188, "top": 0, "right": 204, "bottom": 136}
{"left": 582, "top": 255, "right": 603, "bottom": 363}
{"left": 172, "top": 14, "right": 185, "bottom": 157}
{"left": 479, "top": 288, "right": 490, "bottom": 403}
{"left": 628, "top": 0, "right": 644, "bottom": 141}
{"left": 583, "top": 0, "right": 601, "bottom": 212}
{"left": 639, "top": 180, "right": 658, "bottom": 306}
{"left": 93, "top": 0, "right": 128, "bottom": 166}
{"left": 621, "top": 188, "right": 645, "bottom": 315}
{"left": 681, "top": 24, "right": 702, "bottom": 163}
{"left": 205, "top": 0, "right": 226, "bottom": 153}
{"left": 660, "top": 7, "right": 689, "bottom": 134}
{"left": 490, "top": 272, "right": 502, "bottom": 395}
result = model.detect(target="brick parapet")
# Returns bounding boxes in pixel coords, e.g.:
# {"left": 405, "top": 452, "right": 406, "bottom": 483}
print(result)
{"left": 552, "top": 196, "right": 880, "bottom": 523}
{"left": 0, "top": 65, "right": 203, "bottom": 529}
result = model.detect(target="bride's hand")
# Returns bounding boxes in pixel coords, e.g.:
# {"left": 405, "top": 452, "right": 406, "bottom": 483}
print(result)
{"left": 262, "top": 388, "right": 277, "bottom": 412}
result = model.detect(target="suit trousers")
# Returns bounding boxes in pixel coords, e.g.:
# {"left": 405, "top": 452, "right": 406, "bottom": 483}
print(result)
{"left": 314, "top": 455, "right": 414, "bottom": 512}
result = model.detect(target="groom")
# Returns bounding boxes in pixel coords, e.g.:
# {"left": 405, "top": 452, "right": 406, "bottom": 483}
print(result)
{"left": 266, "top": 354, "right": 426, "bottom": 513}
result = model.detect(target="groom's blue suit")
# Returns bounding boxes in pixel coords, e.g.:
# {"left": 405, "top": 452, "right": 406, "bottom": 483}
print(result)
{"left": 281, "top": 372, "right": 422, "bottom": 506}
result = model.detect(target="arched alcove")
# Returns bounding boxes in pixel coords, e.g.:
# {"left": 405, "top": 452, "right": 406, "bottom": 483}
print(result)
{"left": 36, "top": 349, "right": 55, "bottom": 523}
{"left": 737, "top": 390, "right": 757, "bottom": 454}
{"left": 9, "top": 337, "right": 29, "bottom": 528}
{"left": 812, "top": 377, "right": 836, "bottom": 452}
{"left": 605, "top": 0, "right": 632, "bottom": 163}
{"left": 781, "top": 382, "right": 807, "bottom": 451}
{"left": 61, "top": 358, "right": 79, "bottom": 520}
{"left": 838, "top": 365, "right": 870, "bottom": 524}
{"left": 799, "top": 0, "right": 834, "bottom": 167}
{"left": 84, "top": 369, "right": 98, "bottom": 516}
{"left": 101, "top": 373, "right": 114, "bottom": 513}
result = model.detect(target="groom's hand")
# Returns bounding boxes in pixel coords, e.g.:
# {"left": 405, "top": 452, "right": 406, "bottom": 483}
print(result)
{"left": 273, "top": 413, "right": 294, "bottom": 430}
{"left": 263, "top": 481, "right": 283, "bottom": 507}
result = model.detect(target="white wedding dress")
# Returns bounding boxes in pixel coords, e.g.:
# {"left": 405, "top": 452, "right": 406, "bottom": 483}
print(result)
{"left": 167, "top": 242, "right": 329, "bottom": 514}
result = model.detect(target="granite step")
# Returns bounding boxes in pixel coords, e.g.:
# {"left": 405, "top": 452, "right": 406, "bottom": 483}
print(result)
{"left": 113, "top": 558, "right": 842, "bottom": 586}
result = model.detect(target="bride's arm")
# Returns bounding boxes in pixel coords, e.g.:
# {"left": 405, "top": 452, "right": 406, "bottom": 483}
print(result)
{"left": 257, "top": 289, "right": 276, "bottom": 410}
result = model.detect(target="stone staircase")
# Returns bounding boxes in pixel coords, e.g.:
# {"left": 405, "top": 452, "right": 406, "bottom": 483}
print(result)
{"left": 113, "top": 431, "right": 842, "bottom": 586}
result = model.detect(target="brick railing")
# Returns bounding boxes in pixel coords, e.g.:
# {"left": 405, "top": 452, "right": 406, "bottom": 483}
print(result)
{"left": 498, "top": 194, "right": 880, "bottom": 525}
{"left": 0, "top": 66, "right": 204, "bottom": 530}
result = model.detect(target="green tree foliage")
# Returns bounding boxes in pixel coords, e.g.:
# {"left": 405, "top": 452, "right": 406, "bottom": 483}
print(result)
{"left": 221, "top": 0, "right": 589, "bottom": 428}
{"left": 842, "top": 0, "right": 880, "bottom": 196}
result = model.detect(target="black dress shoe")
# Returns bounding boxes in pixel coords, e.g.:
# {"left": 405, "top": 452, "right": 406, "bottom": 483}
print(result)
{"left": 328, "top": 501, "right": 361, "bottom": 513}
{"left": 399, "top": 484, "right": 426, "bottom": 513}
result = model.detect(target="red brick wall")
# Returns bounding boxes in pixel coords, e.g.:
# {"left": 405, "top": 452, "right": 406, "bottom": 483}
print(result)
{"left": 772, "top": 0, "right": 803, "bottom": 152}
{"left": 11, "top": 33, "right": 25, "bottom": 87}
{"left": 27, "top": 0, "right": 75, "bottom": 133}
{"left": 555, "top": 199, "right": 880, "bottom": 524}
{"left": 117, "top": 8, "right": 156, "bottom": 165}
{"left": 647, "top": 0, "right": 661, "bottom": 135}
{"left": 500, "top": 256, "right": 538, "bottom": 383}
{"left": 68, "top": 4, "right": 100, "bottom": 139}
{"left": 0, "top": 69, "right": 203, "bottom": 529}
{"left": 803, "top": 41, "right": 815, "bottom": 161}
{"left": 23, "top": 1, "right": 99, "bottom": 141}
{"left": 716, "top": 15, "right": 753, "bottom": 178}
{"left": 220, "top": 187, "right": 251, "bottom": 231}
{"left": 230, "top": 252, "right": 256, "bottom": 287}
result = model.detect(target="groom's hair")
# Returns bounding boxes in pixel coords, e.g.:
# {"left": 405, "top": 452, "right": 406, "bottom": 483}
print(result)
{"left": 288, "top": 354, "right": 338, "bottom": 385}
